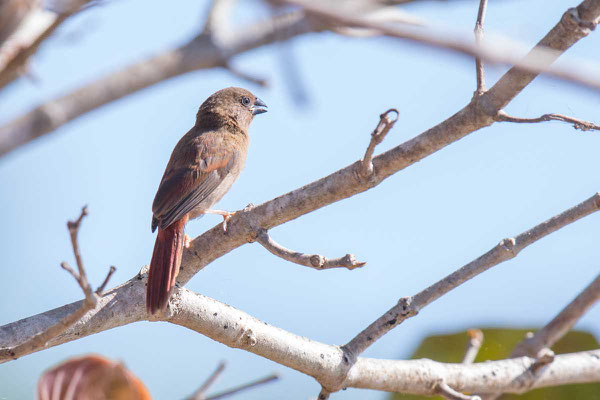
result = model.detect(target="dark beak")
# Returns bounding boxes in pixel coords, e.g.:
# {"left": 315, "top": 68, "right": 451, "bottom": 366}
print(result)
{"left": 251, "top": 98, "right": 268, "bottom": 115}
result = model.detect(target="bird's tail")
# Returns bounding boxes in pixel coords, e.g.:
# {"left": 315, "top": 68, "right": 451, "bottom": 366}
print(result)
{"left": 146, "top": 218, "right": 186, "bottom": 314}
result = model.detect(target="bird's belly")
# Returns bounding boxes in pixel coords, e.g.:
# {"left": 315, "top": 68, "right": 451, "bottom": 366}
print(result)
{"left": 188, "top": 173, "right": 239, "bottom": 220}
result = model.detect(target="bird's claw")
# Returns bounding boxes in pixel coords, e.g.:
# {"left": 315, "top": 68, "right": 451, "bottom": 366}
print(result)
{"left": 221, "top": 211, "right": 236, "bottom": 232}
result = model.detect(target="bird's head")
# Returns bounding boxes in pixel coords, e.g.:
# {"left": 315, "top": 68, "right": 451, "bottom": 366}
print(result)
{"left": 197, "top": 87, "right": 267, "bottom": 131}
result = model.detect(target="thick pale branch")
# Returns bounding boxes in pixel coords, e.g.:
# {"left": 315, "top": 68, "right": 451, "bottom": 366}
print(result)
{"left": 169, "top": 288, "right": 600, "bottom": 395}
{"left": 256, "top": 229, "right": 365, "bottom": 270}
{"left": 2, "top": 280, "right": 599, "bottom": 395}
{"left": 496, "top": 110, "right": 600, "bottom": 132}
{"left": 346, "top": 350, "right": 600, "bottom": 394}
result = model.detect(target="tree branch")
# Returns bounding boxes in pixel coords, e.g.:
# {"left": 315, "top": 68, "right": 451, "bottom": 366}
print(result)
{"left": 359, "top": 108, "right": 399, "bottom": 179}
{"left": 0, "top": 206, "right": 114, "bottom": 362}
{"left": 0, "top": 9, "right": 323, "bottom": 157}
{"left": 329, "top": 193, "right": 600, "bottom": 392}
{"left": 256, "top": 229, "right": 366, "bottom": 270}
{"left": 463, "top": 329, "right": 484, "bottom": 365}
{"left": 3, "top": 1, "right": 600, "bottom": 158}
{"left": 2, "top": 0, "right": 599, "bottom": 364}
{"left": 512, "top": 273, "right": 600, "bottom": 359}
{"left": 204, "top": 373, "right": 279, "bottom": 400}
{"left": 278, "top": 0, "right": 600, "bottom": 92}
{"left": 496, "top": 110, "right": 600, "bottom": 132}
{"left": 481, "top": 274, "right": 600, "bottom": 400}
{"left": 473, "top": 0, "right": 488, "bottom": 95}
{"left": 1, "top": 2, "right": 599, "bottom": 395}
{"left": 169, "top": 288, "right": 600, "bottom": 395}
{"left": 187, "top": 360, "right": 226, "bottom": 400}
{"left": 0, "top": 0, "right": 91, "bottom": 89}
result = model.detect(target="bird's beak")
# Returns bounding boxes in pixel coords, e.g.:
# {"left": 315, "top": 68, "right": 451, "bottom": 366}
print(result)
{"left": 251, "top": 98, "right": 268, "bottom": 115}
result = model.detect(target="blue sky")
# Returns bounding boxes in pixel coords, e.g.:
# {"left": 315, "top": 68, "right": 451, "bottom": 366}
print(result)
{"left": 1, "top": 0, "right": 599, "bottom": 398}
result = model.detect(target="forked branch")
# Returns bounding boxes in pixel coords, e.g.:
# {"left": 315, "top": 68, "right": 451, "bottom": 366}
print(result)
{"left": 330, "top": 192, "right": 600, "bottom": 393}
{"left": 0, "top": 206, "right": 115, "bottom": 362}
{"left": 256, "top": 229, "right": 366, "bottom": 270}
{"left": 359, "top": 108, "right": 399, "bottom": 179}
{"left": 186, "top": 359, "right": 279, "bottom": 400}
{"left": 496, "top": 110, "right": 600, "bottom": 132}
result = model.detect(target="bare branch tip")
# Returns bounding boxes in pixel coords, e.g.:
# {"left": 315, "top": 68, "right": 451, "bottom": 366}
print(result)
{"left": 95, "top": 266, "right": 117, "bottom": 295}
{"left": 435, "top": 379, "right": 480, "bottom": 400}
{"left": 224, "top": 63, "right": 268, "bottom": 88}
{"left": 67, "top": 205, "right": 88, "bottom": 232}
{"left": 60, "top": 261, "right": 76, "bottom": 277}
{"left": 467, "top": 328, "right": 484, "bottom": 342}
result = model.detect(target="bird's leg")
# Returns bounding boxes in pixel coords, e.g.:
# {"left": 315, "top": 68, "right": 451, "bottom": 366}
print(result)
{"left": 184, "top": 233, "right": 192, "bottom": 248}
{"left": 203, "top": 209, "right": 237, "bottom": 232}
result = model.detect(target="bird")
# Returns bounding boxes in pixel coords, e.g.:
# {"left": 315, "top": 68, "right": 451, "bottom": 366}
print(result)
{"left": 37, "top": 354, "right": 151, "bottom": 400}
{"left": 146, "top": 87, "right": 267, "bottom": 314}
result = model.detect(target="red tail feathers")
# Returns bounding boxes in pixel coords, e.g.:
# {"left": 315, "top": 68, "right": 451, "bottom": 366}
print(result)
{"left": 146, "top": 218, "right": 187, "bottom": 314}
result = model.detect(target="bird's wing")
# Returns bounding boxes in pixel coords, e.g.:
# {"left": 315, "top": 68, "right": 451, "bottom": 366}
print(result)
{"left": 152, "top": 131, "right": 238, "bottom": 231}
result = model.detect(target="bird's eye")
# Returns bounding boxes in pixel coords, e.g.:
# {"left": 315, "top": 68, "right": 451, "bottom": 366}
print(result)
{"left": 241, "top": 96, "right": 251, "bottom": 107}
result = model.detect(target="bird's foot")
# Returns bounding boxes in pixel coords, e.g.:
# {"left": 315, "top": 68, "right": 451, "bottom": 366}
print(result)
{"left": 220, "top": 211, "right": 236, "bottom": 232}
{"left": 204, "top": 209, "right": 237, "bottom": 232}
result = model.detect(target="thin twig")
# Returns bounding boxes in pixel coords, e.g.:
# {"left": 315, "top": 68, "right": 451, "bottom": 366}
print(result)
{"left": 67, "top": 206, "right": 92, "bottom": 302}
{"left": 205, "top": 373, "right": 279, "bottom": 400}
{"left": 496, "top": 110, "right": 600, "bottom": 132}
{"left": 360, "top": 108, "right": 399, "bottom": 179}
{"left": 95, "top": 266, "right": 116, "bottom": 295}
{"left": 463, "top": 329, "right": 484, "bottom": 364}
{"left": 0, "top": 207, "right": 115, "bottom": 362}
{"left": 187, "top": 361, "right": 227, "bottom": 400}
{"left": 474, "top": 0, "right": 488, "bottom": 95}
{"left": 256, "top": 229, "right": 366, "bottom": 270}
{"left": 223, "top": 63, "right": 268, "bottom": 87}
{"left": 331, "top": 192, "right": 600, "bottom": 392}
{"left": 435, "top": 379, "right": 481, "bottom": 400}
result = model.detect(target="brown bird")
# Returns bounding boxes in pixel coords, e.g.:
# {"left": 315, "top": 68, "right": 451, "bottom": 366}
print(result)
{"left": 146, "top": 87, "right": 267, "bottom": 314}
{"left": 37, "top": 354, "right": 151, "bottom": 400}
